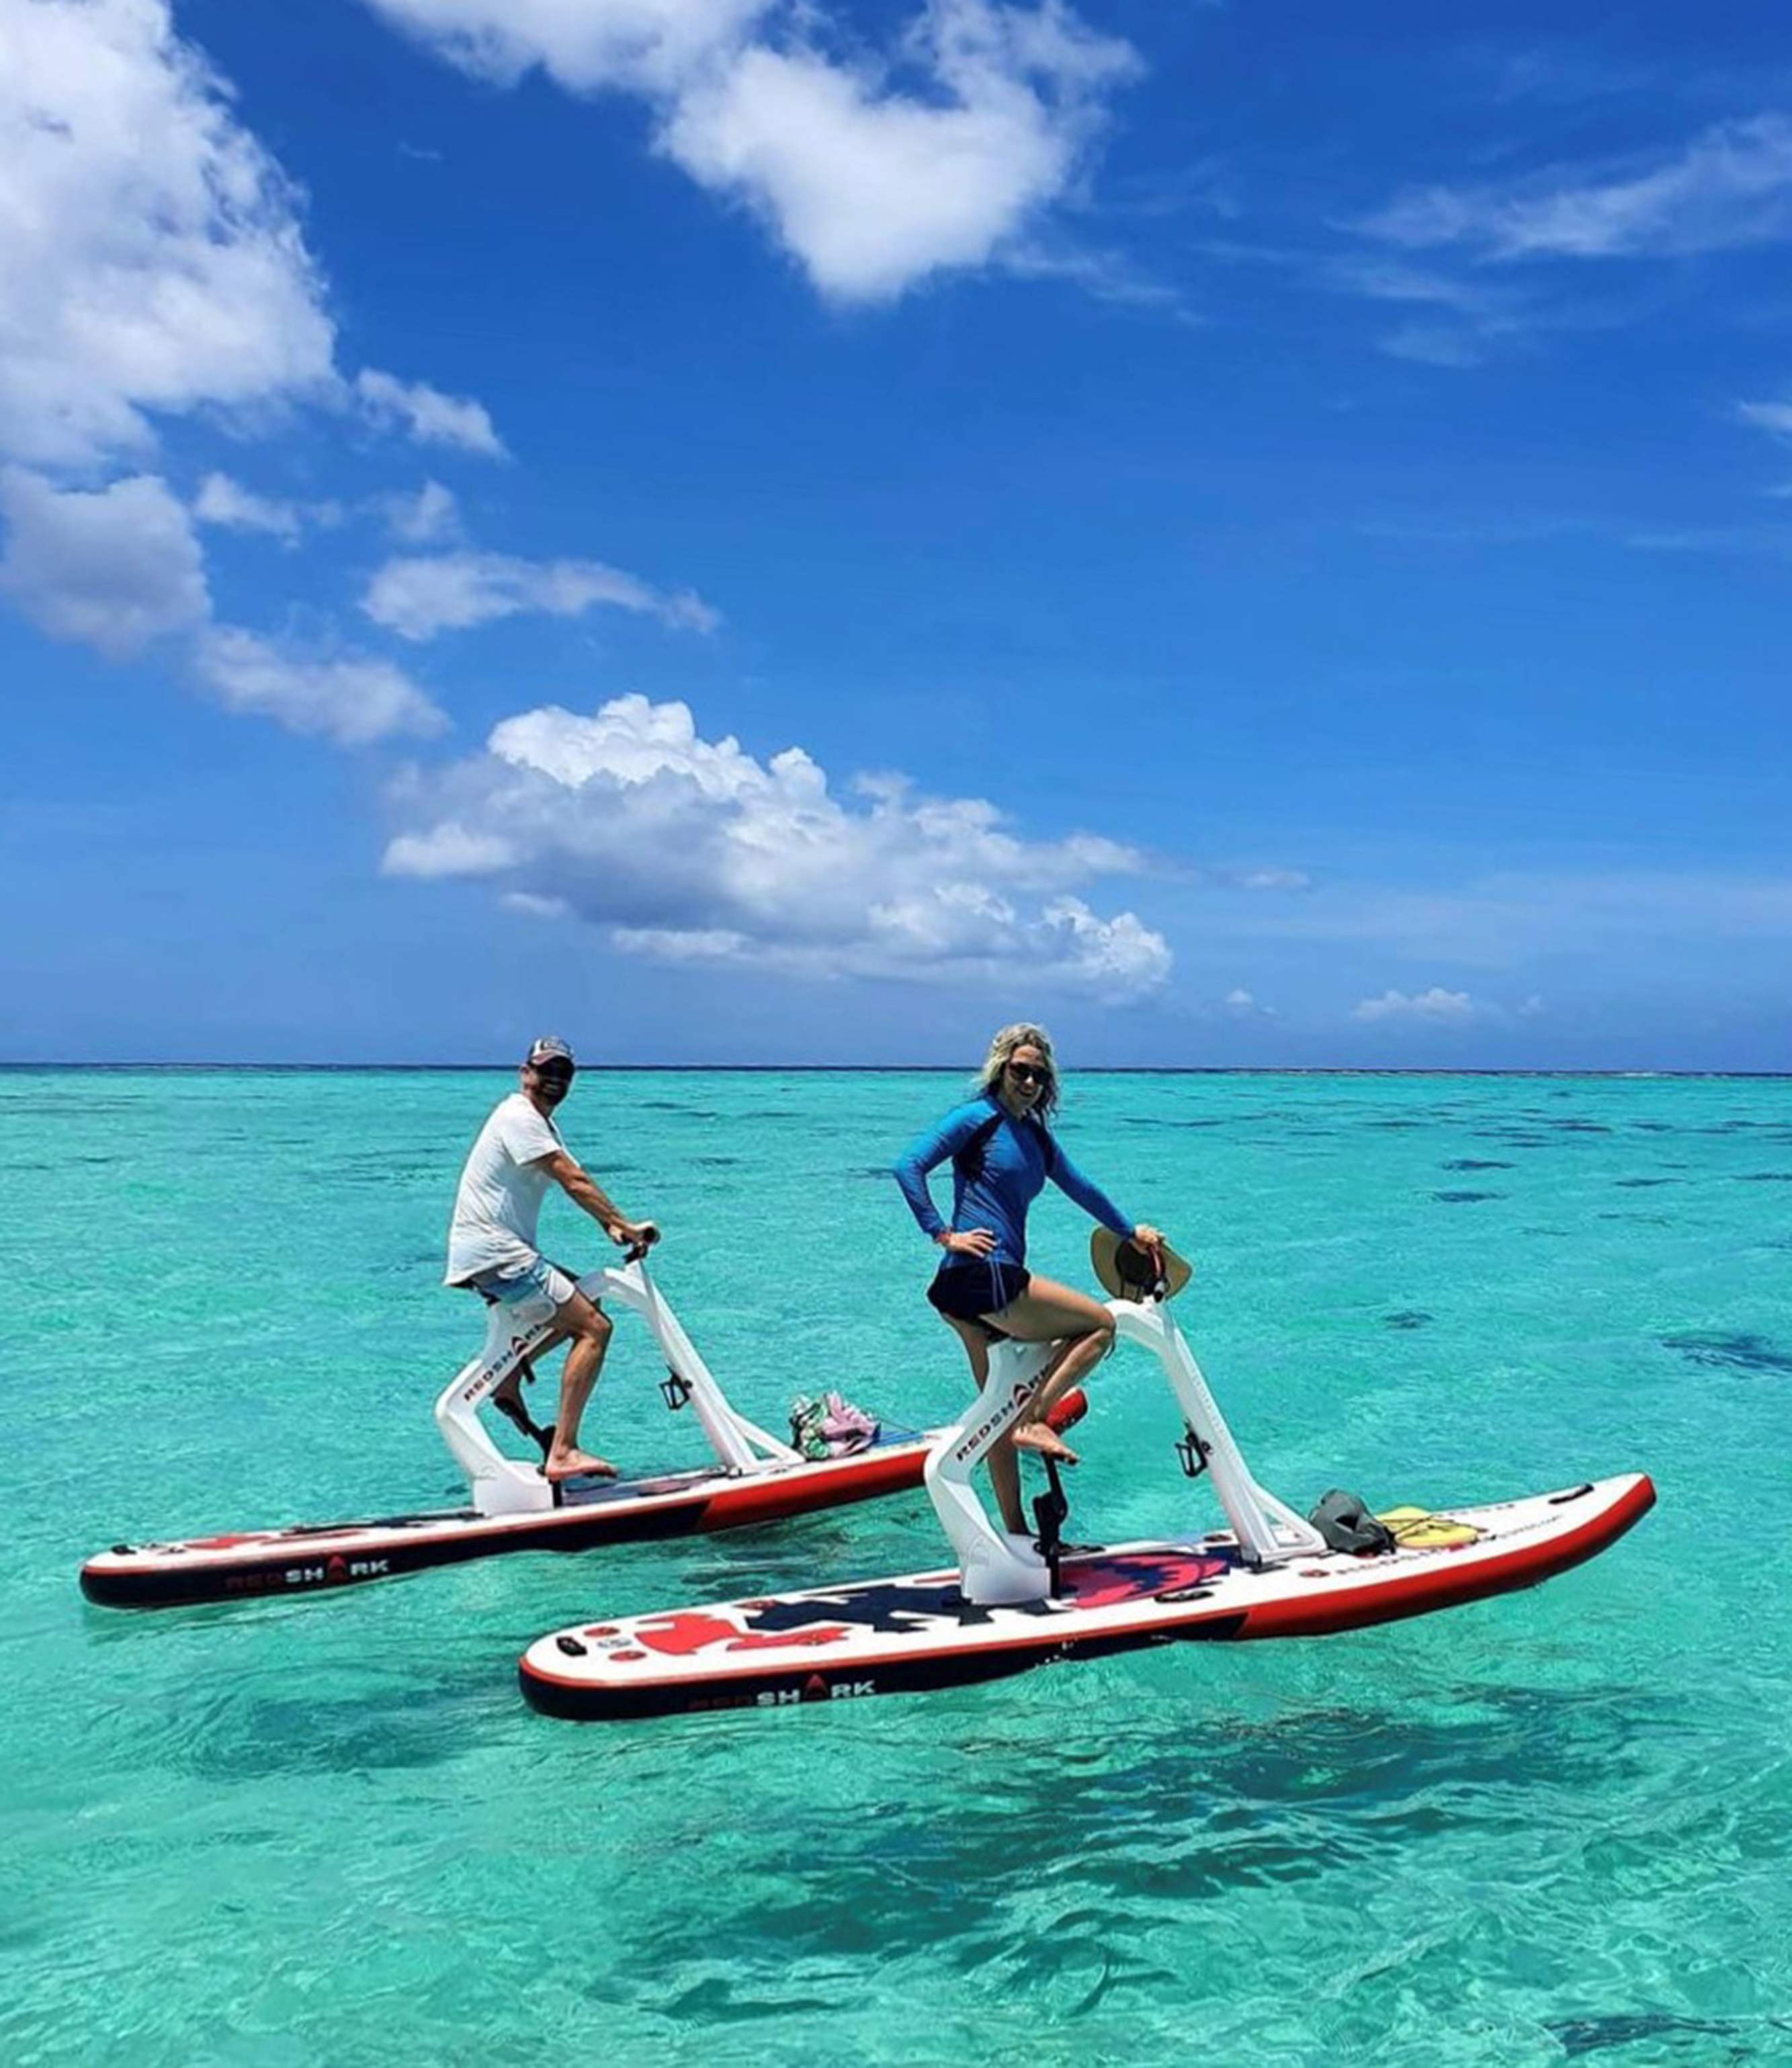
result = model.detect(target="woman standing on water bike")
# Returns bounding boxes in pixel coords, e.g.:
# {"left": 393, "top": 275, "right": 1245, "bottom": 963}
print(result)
{"left": 894, "top": 1023, "right": 1168, "bottom": 1535}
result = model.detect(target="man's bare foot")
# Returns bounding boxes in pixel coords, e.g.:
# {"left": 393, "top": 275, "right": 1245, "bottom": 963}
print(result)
{"left": 544, "top": 1448, "right": 618, "bottom": 1483}
{"left": 1011, "top": 1423, "right": 1079, "bottom": 1465}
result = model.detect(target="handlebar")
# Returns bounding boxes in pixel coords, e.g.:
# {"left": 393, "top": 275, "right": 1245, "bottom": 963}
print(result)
{"left": 620, "top": 1222, "right": 662, "bottom": 1266}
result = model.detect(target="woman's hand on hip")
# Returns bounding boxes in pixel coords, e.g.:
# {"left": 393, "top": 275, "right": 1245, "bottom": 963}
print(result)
{"left": 939, "top": 1227, "right": 997, "bottom": 1258}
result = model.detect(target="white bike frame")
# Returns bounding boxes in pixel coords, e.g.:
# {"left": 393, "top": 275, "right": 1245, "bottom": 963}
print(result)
{"left": 925, "top": 1293, "right": 1326, "bottom": 1604}
{"left": 433, "top": 1257, "right": 799, "bottom": 1517}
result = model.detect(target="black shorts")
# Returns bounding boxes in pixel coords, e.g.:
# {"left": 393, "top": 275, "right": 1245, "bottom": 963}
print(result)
{"left": 927, "top": 1260, "right": 1031, "bottom": 1324}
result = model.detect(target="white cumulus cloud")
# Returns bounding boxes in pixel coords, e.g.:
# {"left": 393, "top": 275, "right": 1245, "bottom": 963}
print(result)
{"left": 0, "top": 0, "right": 337, "bottom": 468}
{"left": 383, "top": 691, "right": 1171, "bottom": 993}
{"left": 0, "top": 468, "right": 438, "bottom": 744}
{"left": 1352, "top": 986, "right": 1478, "bottom": 1025}
{"left": 362, "top": 550, "right": 720, "bottom": 641}
{"left": 0, "top": 466, "right": 208, "bottom": 658}
{"left": 662, "top": 4, "right": 1138, "bottom": 302}
{"left": 193, "top": 626, "right": 446, "bottom": 745}
{"left": 360, "top": 0, "right": 1140, "bottom": 302}
{"left": 0, "top": 0, "right": 511, "bottom": 750}
{"left": 359, "top": 0, "right": 771, "bottom": 95}
{"left": 1222, "top": 986, "right": 1276, "bottom": 1017}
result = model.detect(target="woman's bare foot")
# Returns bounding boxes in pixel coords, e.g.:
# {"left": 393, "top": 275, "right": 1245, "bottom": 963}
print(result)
{"left": 544, "top": 1447, "right": 617, "bottom": 1483}
{"left": 1011, "top": 1422, "right": 1078, "bottom": 1466}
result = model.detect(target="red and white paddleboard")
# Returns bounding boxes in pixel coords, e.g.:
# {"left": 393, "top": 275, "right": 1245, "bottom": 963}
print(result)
{"left": 518, "top": 1473, "right": 1656, "bottom": 1722}
{"left": 79, "top": 1438, "right": 939, "bottom": 1610}
{"left": 80, "top": 1385, "right": 1094, "bottom": 1611}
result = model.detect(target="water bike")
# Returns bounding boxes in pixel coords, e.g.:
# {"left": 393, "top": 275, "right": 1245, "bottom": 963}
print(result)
{"left": 81, "top": 1252, "right": 1078, "bottom": 1610}
{"left": 519, "top": 1239, "right": 1655, "bottom": 1721}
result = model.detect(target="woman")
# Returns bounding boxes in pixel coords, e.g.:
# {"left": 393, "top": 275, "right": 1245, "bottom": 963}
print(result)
{"left": 893, "top": 1023, "right": 1166, "bottom": 1535}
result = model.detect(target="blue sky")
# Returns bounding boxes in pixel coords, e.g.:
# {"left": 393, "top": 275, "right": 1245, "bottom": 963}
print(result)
{"left": 0, "top": 0, "right": 1786, "bottom": 1068}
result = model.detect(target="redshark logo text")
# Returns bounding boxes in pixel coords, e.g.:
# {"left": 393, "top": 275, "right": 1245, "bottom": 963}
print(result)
{"left": 755, "top": 1679, "right": 876, "bottom": 1706}
{"left": 950, "top": 1379, "right": 1037, "bottom": 1464}
{"left": 249, "top": 1558, "right": 398, "bottom": 1589}
{"left": 456, "top": 1332, "right": 542, "bottom": 1409}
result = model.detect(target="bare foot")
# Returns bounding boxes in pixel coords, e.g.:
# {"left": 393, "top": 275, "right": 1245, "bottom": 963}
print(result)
{"left": 1011, "top": 1423, "right": 1079, "bottom": 1466}
{"left": 1046, "top": 1387, "right": 1089, "bottom": 1433}
{"left": 544, "top": 1448, "right": 618, "bottom": 1483}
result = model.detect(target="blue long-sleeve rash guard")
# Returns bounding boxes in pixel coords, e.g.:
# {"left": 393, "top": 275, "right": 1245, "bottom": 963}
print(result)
{"left": 893, "top": 1097, "right": 1134, "bottom": 1272}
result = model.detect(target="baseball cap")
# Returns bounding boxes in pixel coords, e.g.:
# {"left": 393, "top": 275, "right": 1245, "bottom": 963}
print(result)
{"left": 524, "top": 1035, "right": 576, "bottom": 1069}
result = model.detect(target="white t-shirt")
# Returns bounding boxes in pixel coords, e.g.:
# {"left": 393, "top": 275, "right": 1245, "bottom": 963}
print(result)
{"left": 444, "top": 1092, "right": 568, "bottom": 1284}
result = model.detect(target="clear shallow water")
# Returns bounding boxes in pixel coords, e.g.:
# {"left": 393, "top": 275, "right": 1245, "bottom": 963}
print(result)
{"left": 3, "top": 1068, "right": 1790, "bottom": 2066}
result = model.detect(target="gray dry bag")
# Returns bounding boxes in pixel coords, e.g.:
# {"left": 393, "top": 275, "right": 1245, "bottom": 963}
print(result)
{"left": 1309, "top": 1488, "right": 1397, "bottom": 1555}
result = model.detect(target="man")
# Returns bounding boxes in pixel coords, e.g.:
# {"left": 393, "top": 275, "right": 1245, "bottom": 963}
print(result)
{"left": 445, "top": 1036, "right": 659, "bottom": 1482}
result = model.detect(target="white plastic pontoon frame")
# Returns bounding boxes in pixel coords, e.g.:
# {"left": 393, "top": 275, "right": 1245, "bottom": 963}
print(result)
{"left": 925, "top": 1295, "right": 1326, "bottom": 1605}
{"left": 433, "top": 1258, "right": 799, "bottom": 1517}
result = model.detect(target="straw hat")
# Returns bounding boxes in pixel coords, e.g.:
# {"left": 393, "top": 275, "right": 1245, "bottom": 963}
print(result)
{"left": 1090, "top": 1228, "right": 1193, "bottom": 1304}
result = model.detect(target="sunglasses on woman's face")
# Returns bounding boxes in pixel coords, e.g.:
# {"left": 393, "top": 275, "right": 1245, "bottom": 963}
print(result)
{"left": 1006, "top": 1062, "right": 1050, "bottom": 1087}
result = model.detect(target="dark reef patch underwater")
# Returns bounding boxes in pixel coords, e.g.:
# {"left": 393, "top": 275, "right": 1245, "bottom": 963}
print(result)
{"left": 1661, "top": 1331, "right": 1792, "bottom": 1377}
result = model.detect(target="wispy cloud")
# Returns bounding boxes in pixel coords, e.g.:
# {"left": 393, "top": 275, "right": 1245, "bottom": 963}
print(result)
{"left": 193, "top": 472, "right": 330, "bottom": 543}
{"left": 1242, "top": 871, "right": 1792, "bottom": 970}
{"left": 1290, "top": 247, "right": 1544, "bottom": 369}
{"left": 361, "top": 550, "right": 720, "bottom": 642}
{"left": 1000, "top": 239, "right": 1196, "bottom": 318}
{"left": 378, "top": 480, "right": 462, "bottom": 546}
{"left": 1324, "top": 254, "right": 1512, "bottom": 314}
{"left": 353, "top": 368, "right": 507, "bottom": 457}
{"left": 1621, "top": 522, "right": 1792, "bottom": 560}
{"left": 1447, "top": 38, "right": 1662, "bottom": 113}
{"left": 1219, "top": 868, "right": 1312, "bottom": 893}
{"left": 1354, "top": 510, "right": 1602, "bottom": 546}
{"left": 1377, "top": 325, "right": 1494, "bottom": 368}
{"left": 1360, "top": 114, "right": 1792, "bottom": 263}
{"left": 1738, "top": 398, "right": 1792, "bottom": 438}
{"left": 194, "top": 626, "right": 445, "bottom": 745}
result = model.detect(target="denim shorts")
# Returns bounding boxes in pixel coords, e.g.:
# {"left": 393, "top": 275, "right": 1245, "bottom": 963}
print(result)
{"left": 467, "top": 1256, "right": 577, "bottom": 1316}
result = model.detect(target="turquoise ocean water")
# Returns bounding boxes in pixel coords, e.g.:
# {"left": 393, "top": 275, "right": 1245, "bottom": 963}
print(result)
{"left": 3, "top": 1068, "right": 1790, "bottom": 2065}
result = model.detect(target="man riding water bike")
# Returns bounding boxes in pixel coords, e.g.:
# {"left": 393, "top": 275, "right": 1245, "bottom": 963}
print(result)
{"left": 444, "top": 1037, "right": 659, "bottom": 1483}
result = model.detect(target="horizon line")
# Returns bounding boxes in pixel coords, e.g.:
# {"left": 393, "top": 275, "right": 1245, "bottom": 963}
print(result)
{"left": 1, "top": 1062, "right": 1787, "bottom": 1081}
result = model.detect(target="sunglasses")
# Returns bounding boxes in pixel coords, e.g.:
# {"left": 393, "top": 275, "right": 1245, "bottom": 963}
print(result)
{"left": 1006, "top": 1062, "right": 1051, "bottom": 1086}
{"left": 531, "top": 1064, "right": 575, "bottom": 1084}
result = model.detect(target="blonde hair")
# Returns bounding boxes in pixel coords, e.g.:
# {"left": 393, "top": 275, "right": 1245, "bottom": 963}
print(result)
{"left": 976, "top": 1022, "right": 1060, "bottom": 1119}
